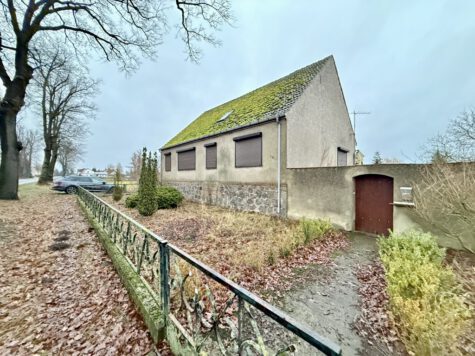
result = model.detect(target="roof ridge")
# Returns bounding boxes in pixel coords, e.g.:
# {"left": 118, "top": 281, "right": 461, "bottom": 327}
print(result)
{"left": 163, "top": 55, "right": 332, "bottom": 148}
{"left": 202, "top": 55, "right": 331, "bottom": 116}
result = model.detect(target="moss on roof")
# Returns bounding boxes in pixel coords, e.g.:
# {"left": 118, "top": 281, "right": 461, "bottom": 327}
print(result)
{"left": 163, "top": 56, "right": 331, "bottom": 148}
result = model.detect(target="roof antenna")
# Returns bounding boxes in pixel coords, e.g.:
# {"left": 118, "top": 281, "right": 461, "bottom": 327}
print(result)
{"left": 351, "top": 110, "right": 370, "bottom": 147}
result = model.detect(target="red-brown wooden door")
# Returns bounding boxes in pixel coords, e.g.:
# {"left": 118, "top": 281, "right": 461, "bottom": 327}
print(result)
{"left": 355, "top": 175, "right": 393, "bottom": 236}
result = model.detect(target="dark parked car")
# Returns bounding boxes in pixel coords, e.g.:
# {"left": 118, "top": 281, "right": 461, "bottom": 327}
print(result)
{"left": 52, "top": 176, "right": 114, "bottom": 194}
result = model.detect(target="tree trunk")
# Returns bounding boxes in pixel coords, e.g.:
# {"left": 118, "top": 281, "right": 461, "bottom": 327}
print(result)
{"left": 0, "top": 49, "right": 33, "bottom": 199}
{"left": 0, "top": 109, "right": 20, "bottom": 199}
{"left": 38, "top": 147, "right": 53, "bottom": 184}
{"left": 38, "top": 140, "right": 59, "bottom": 184}
{"left": 27, "top": 149, "right": 33, "bottom": 178}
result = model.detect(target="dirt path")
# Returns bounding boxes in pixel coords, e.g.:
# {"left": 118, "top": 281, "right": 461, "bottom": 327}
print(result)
{"left": 278, "top": 233, "right": 387, "bottom": 356}
{"left": 0, "top": 185, "right": 153, "bottom": 355}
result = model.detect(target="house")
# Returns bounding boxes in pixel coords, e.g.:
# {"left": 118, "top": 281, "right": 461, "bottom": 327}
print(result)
{"left": 160, "top": 56, "right": 473, "bottom": 251}
{"left": 77, "top": 168, "right": 94, "bottom": 176}
{"left": 94, "top": 171, "right": 108, "bottom": 178}
{"left": 161, "top": 55, "right": 355, "bottom": 215}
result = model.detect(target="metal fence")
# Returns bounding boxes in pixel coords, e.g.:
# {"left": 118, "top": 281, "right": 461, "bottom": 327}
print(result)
{"left": 78, "top": 187, "right": 342, "bottom": 355}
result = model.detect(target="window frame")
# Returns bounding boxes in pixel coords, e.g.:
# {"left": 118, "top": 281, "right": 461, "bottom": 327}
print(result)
{"left": 164, "top": 152, "right": 172, "bottom": 172}
{"left": 337, "top": 147, "right": 349, "bottom": 167}
{"left": 177, "top": 147, "right": 196, "bottom": 171}
{"left": 233, "top": 132, "right": 263, "bottom": 168}
{"left": 205, "top": 142, "right": 217, "bottom": 170}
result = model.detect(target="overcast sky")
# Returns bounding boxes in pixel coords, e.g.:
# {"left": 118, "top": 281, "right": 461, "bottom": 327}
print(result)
{"left": 24, "top": 0, "right": 475, "bottom": 169}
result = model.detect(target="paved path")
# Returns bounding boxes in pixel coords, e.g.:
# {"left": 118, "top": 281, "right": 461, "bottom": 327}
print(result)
{"left": 278, "top": 233, "right": 383, "bottom": 356}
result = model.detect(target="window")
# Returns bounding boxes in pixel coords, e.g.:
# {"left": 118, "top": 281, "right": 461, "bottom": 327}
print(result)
{"left": 205, "top": 143, "right": 217, "bottom": 169}
{"left": 234, "top": 132, "right": 262, "bottom": 168}
{"left": 337, "top": 147, "right": 348, "bottom": 166}
{"left": 177, "top": 148, "right": 196, "bottom": 171}
{"left": 78, "top": 177, "right": 93, "bottom": 182}
{"left": 164, "top": 153, "right": 171, "bottom": 172}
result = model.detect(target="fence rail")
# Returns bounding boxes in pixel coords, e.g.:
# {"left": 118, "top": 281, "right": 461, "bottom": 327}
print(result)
{"left": 78, "top": 187, "right": 342, "bottom": 355}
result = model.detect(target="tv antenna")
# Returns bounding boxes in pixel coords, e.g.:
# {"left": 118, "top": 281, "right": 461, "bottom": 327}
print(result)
{"left": 351, "top": 110, "right": 370, "bottom": 146}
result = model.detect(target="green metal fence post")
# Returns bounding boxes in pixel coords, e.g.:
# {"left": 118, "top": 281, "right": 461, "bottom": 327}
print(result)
{"left": 159, "top": 240, "right": 170, "bottom": 325}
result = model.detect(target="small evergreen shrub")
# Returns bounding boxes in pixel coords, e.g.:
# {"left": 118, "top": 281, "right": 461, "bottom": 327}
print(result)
{"left": 125, "top": 194, "right": 139, "bottom": 208}
{"left": 156, "top": 186, "right": 184, "bottom": 209}
{"left": 138, "top": 193, "right": 157, "bottom": 216}
{"left": 112, "top": 186, "right": 124, "bottom": 201}
{"left": 379, "top": 230, "right": 471, "bottom": 355}
{"left": 112, "top": 167, "right": 124, "bottom": 201}
{"left": 300, "top": 218, "right": 333, "bottom": 244}
{"left": 137, "top": 148, "right": 159, "bottom": 216}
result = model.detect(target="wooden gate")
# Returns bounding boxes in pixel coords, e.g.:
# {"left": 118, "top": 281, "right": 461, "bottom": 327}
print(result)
{"left": 354, "top": 174, "right": 393, "bottom": 236}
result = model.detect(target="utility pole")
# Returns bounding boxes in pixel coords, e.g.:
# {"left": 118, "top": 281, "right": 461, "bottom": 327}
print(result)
{"left": 351, "top": 110, "right": 370, "bottom": 147}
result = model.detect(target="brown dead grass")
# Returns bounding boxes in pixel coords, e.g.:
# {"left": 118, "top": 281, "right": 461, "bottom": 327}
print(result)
{"left": 109, "top": 198, "right": 300, "bottom": 271}
{"left": 105, "top": 196, "right": 349, "bottom": 297}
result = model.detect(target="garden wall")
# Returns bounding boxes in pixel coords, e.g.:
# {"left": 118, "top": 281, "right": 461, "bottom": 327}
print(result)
{"left": 286, "top": 163, "right": 474, "bottom": 251}
{"left": 165, "top": 181, "right": 287, "bottom": 216}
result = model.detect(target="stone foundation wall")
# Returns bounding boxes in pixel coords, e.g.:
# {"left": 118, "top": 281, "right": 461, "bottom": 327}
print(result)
{"left": 165, "top": 181, "right": 287, "bottom": 216}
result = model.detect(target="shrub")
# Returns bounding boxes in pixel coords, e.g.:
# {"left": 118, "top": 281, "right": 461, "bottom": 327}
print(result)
{"left": 138, "top": 193, "right": 157, "bottom": 216}
{"left": 112, "top": 167, "right": 124, "bottom": 201}
{"left": 379, "top": 230, "right": 471, "bottom": 355}
{"left": 137, "top": 148, "right": 158, "bottom": 216}
{"left": 125, "top": 194, "right": 139, "bottom": 208}
{"left": 300, "top": 218, "right": 333, "bottom": 244}
{"left": 112, "top": 185, "right": 124, "bottom": 201}
{"left": 156, "top": 186, "right": 184, "bottom": 209}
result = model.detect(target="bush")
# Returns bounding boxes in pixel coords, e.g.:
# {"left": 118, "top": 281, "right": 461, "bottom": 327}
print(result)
{"left": 300, "top": 218, "right": 333, "bottom": 244}
{"left": 156, "top": 186, "right": 183, "bottom": 209}
{"left": 125, "top": 194, "right": 139, "bottom": 208}
{"left": 112, "top": 185, "right": 124, "bottom": 202}
{"left": 137, "top": 148, "right": 158, "bottom": 216}
{"left": 379, "top": 230, "right": 471, "bottom": 355}
{"left": 138, "top": 193, "right": 157, "bottom": 216}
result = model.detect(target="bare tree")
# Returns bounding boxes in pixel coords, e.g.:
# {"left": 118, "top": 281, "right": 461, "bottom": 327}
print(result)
{"left": 57, "top": 137, "right": 84, "bottom": 176}
{"left": 129, "top": 149, "right": 142, "bottom": 180}
{"left": 422, "top": 109, "right": 475, "bottom": 162}
{"left": 34, "top": 51, "right": 96, "bottom": 184}
{"left": 414, "top": 162, "right": 475, "bottom": 253}
{"left": 17, "top": 124, "right": 38, "bottom": 178}
{"left": 0, "top": 0, "right": 233, "bottom": 199}
{"left": 106, "top": 164, "right": 115, "bottom": 176}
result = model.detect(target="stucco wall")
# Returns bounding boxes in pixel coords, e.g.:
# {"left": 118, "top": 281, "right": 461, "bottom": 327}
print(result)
{"left": 286, "top": 56, "right": 355, "bottom": 168}
{"left": 161, "top": 120, "right": 286, "bottom": 184}
{"left": 286, "top": 164, "right": 473, "bottom": 251}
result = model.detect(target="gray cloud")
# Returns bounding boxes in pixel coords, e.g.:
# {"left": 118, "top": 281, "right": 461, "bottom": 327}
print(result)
{"left": 56, "top": 0, "right": 475, "bottom": 168}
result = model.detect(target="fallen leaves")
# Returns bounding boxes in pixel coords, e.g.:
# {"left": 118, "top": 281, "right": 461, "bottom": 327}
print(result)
{"left": 105, "top": 197, "right": 349, "bottom": 300}
{"left": 0, "top": 185, "right": 154, "bottom": 355}
{"left": 354, "top": 261, "right": 404, "bottom": 354}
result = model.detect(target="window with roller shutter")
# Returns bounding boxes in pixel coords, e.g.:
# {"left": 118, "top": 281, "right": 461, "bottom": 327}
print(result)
{"left": 177, "top": 148, "right": 196, "bottom": 171}
{"left": 164, "top": 153, "right": 171, "bottom": 171}
{"left": 337, "top": 147, "right": 348, "bottom": 167}
{"left": 234, "top": 133, "right": 262, "bottom": 168}
{"left": 205, "top": 143, "right": 217, "bottom": 169}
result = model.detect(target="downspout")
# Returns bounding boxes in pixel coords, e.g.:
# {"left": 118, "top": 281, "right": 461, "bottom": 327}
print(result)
{"left": 276, "top": 115, "right": 282, "bottom": 215}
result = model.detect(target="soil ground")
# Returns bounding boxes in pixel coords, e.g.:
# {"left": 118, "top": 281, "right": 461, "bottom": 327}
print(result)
{"left": 0, "top": 185, "right": 154, "bottom": 355}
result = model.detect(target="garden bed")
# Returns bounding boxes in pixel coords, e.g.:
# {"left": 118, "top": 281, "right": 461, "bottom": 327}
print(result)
{"left": 104, "top": 196, "right": 349, "bottom": 299}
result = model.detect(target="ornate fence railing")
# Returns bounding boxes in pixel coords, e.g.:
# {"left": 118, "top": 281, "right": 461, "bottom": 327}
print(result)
{"left": 78, "top": 187, "right": 342, "bottom": 356}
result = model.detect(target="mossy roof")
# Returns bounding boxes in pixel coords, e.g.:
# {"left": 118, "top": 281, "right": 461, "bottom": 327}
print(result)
{"left": 163, "top": 56, "right": 331, "bottom": 149}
